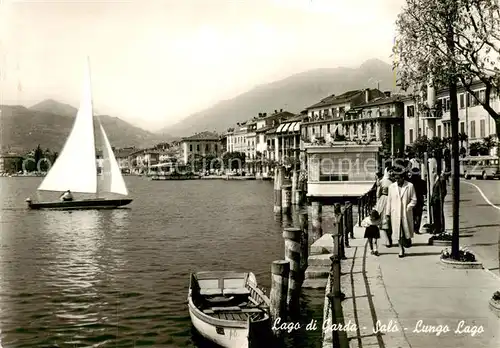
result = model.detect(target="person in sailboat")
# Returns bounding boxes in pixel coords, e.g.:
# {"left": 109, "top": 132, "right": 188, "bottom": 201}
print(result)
{"left": 60, "top": 190, "right": 74, "bottom": 202}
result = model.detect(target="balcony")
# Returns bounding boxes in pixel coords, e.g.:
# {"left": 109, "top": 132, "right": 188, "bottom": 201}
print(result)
{"left": 420, "top": 108, "right": 443, "bottom": 119}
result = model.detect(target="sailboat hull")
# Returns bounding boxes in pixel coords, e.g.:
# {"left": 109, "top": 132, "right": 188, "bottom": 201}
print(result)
{"left": 27, "top": 198, "right": 132, "bottom": 210}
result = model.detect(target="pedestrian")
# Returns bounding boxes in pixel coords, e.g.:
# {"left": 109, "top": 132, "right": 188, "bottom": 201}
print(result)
{"left": 361, "top": 209, "right": 382, "bottom": 256}
{"left": 374, "top": 167, "right": 393, "bottom": 247}
{"left": 408, "top": 172, "right": 427, "bottom": 234}
{"left": 443, "top": 148, "right": 451, "bottom": 185}
{"left": 430, "top": 173, "right": 447, "bottom": 234}
{"left": 386, "top": 167, "right": 418, "bottom": 258}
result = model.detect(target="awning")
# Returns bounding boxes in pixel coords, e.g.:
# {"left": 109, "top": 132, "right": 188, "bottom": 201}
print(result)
{"left": 293, "top": 122, "right": 301, "bottom": 132}
{"left": 279, "top": 123, "right": 291, "bottom": 133}
{"left": 276, "top": 123, "right": 286, "bottom": 132}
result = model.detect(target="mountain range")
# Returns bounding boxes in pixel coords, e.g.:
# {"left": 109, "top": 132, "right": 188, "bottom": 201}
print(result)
{"left": 0, "top": 100, "right": 174, "bottom": 153}
{"left": 0, "top": 58, "right": 402, "bottom": 153}
{"left": 161, "top": 58, "right": 402, "bottom": 136}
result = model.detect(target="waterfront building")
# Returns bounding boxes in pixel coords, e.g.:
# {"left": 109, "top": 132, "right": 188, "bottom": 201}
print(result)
{"left": 245, "top": 120, "right": 258, "bottom": 173}
{"left": 403, "top": 81, "right": 499, "bottom": 155}
{"left": 226, "top": 122, "right": 248, "bottom": 154}
{"left": 226, "top": 110, "right": 294, "bottom": 174}
{"left": 181, "top": 131, "right": 222, "bottom": 165}
{"left": 304, "top": 142, "right": 380, "bottom": 203}
{"left": 301, "top": 88, "right": 387, "bottom": 142}
{"left": 301, "top": 88, "right": 399, "bottom": 201}
{"left": 114, "top": 147, "right": 137, "bottom": 174}
{"left": 273, "top": 113, "right": 306, "bottom": 165}
{"left": 0, "top": 152, "right": 23, "bottom": 174}
{"left": 128, "top": 148, "right": 160, "bottom": 174}
{"left": 344, "top": 92, "right": 405, "bottom": 159}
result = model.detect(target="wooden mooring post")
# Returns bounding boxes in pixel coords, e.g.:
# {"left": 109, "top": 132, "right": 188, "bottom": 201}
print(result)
{"left": 326, "top": 208, "right": 349, "bottom": 348}
{"left": 291, "top": 170, "right": 299, "bottom": 205}
{"left": 270, "top": 260, "right": 290, "bottom": 332}
{"left": 311, "top": 201, "right": 323, "bottom": 241}
{"left": 281, "top": 184, "right": 292, "bottom": 215}
{"left": 248, "top": 316, "right": 272, "bottom": 348}
{"left": 298, "top": 211, "right": 309, "bottom": 273}
{"left": 273, "top": 167, "right": 284, "bottom": 214}
{"left": 283, "top": 228, "right": 302, "bottom": 313}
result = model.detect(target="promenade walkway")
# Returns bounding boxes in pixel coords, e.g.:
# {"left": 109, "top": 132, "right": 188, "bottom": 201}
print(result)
{"left": 332, "top": 203, "right": 500, "bottom": 348}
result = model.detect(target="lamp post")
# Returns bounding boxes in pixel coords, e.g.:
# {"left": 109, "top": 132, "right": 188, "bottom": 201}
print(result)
{"left": 391, "top": 123, "right": 395, "bottom": 165}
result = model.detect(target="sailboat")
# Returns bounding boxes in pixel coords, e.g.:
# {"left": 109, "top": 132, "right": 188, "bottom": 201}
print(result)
{"left": 26, "top": 59, "right": 133, "bottom": 210}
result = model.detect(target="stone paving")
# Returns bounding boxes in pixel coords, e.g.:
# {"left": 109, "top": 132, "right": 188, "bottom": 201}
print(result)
{"left": 320, "top": 206, "right": 500, "bottom": 348}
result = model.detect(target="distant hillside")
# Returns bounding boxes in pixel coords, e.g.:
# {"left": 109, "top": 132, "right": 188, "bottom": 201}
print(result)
{"left": 30, "top": 99, "right": 78, "bottom": 117}
{"left": 0, "top": 102, "right": 175, "bottom": 153}
{"left": 161, "top": 58, "right": 403, "bottom": 136}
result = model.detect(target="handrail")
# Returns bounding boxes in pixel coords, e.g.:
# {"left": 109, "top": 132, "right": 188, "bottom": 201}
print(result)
{"left": 326, "top": 203, "right": 352, "bottom": 348}
{"left": 357, "top": 180, "right": 378, "bottom": 225}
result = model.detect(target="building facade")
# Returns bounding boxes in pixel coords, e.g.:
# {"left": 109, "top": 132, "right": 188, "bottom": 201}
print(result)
{"left": 305, "top": 143, "right": 380, "bottom": 203}
{"left": 404, "top": 81, "right": 499, "bottom": 155}
{"left": 344, "top": 93, "right": 405, "bottom": 157}
{"left": 181, "top": 131, "right": 222, "bottom": 164}
{"left": 0, "top": 152, "right": 23, "bottom": 174}
{"left": 273, "top": 114, "right": 305, "bottom": 165}
{"left": 301, "top": 89, "right": 387, "bottom": 142}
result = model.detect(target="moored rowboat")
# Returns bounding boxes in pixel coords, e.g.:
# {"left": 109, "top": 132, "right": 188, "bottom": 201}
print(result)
{"left": 188, "top": 271, "right": 271, "bottom": 348}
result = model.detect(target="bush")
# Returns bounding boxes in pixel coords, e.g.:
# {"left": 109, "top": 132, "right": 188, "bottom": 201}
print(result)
{"left": 430, "top": 232, "right": 453, "bottom": 241}
{"left": 441, "top": 247, "right": 476, "bottom": 262}
{"left": 492, "top": 291, "right": 500, "bottom": 301}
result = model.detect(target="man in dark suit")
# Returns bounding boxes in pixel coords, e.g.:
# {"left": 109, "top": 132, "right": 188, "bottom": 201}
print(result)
{"left": 408, "top": 173, "right": 427, "bottom": 234}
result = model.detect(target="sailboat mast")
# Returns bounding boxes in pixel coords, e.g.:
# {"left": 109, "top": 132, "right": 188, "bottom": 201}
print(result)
{"left": 87, "top": 57, "right": 99, "bottom": 199}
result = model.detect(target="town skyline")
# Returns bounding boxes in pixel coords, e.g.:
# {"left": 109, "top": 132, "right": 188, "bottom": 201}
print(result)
{"left": 0, "top": 0, "right": 403, "bottom": 132}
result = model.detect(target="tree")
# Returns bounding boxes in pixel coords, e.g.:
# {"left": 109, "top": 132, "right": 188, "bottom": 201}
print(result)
{"left": 482, "top": 135, "right": 497, "bottom": 152}
{"left": 396, "top": 0, "right": 500, "bottom": 143}
{"left": 34, "top": 145, "right": 43, "bottom": 172}
{"left": 458, "top": 132, "right": 468, "bottom": 147}
{"left": 222, "top": 152, "right": 246, "bottom": 171}
{"left": 394, "top": 0, "right": 464, "bottom": 258}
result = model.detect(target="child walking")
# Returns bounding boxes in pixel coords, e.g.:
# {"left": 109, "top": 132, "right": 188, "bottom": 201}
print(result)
{"left": 361, "top": 209, "right": 382, "bottom": 256}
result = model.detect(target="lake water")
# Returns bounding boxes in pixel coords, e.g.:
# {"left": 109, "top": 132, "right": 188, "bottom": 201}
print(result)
{"left": 0, "top": 177, "right": 331, "bottom": 348}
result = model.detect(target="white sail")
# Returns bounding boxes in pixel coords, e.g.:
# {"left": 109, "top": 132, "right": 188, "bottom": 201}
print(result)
{"left": 98, "top": 123, "right": 128, "bottom": 196}
{"left": 38, "top": 58, "right": 97, "bottom": 193}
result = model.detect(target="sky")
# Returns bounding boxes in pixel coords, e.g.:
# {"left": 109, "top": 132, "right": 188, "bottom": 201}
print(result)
{"left": 0, "top": 0, "right": 405, "bottom": 132}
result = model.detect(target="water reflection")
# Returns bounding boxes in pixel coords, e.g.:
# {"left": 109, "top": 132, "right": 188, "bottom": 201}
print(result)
{"left": 0, "top": 178, "right": 325, "bottom": 348}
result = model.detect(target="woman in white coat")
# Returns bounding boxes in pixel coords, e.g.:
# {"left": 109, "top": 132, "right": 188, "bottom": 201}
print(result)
{"left": 374, "top": 167, "right": 393, "bottom": 247}
{"left": 385, "top": 171, "right": 418, "bottom": 258}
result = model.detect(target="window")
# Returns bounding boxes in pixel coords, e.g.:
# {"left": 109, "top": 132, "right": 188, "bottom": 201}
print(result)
{"left": 460, "top": 122, "right": 465, "bottom": 134}
{"left": 444, "top": 98, "right": 451, "bottom": 112}
{"left": 327, "top": 124, "right": 330, "bottom": 133}
{"left": 215, "top": 145, "right": 218, "bottom": 152}
{"left": 190, "top": 144, "right": 193, "bottom": 152}
{"left": 437, "top": 125, "right": 442, "bottom": 138}
{"left": 479, "top": 89, "right": 486, "bottom": 103}
{"left": 459, "top": 94, "right": 465, "bottom": 109}
{"left": 470, "top": 91, "right": 479, "bottom": 106}
{"left": 319, "top": 158, "right": 349, "bottom": 182}
{"left": 480, "top": 119, "right": 485, "bottom": 137}
{"left": 205, "top": 144, "right": 209, "bottom": 152}
{"left": 406, "top": 105, "right": 415, "bottom": 117}
{"left": 197, "top": 144, "right": 200, "bottom": 151}
{"left": 470, "top": 120, "right": 476, "bottom": 138}
{"left": 409, "top": 129, "right": 414, "bottom": 144}
{"left": 339, "top": 107, "right": 345, "bottom": 117}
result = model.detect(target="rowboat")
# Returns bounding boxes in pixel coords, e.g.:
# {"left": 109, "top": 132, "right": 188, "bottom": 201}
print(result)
{"left": 25, "top": 57, "right": 132, "bottom": 210}
{"left": 188, "top": 271, "right": 271, "bottom": 348}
